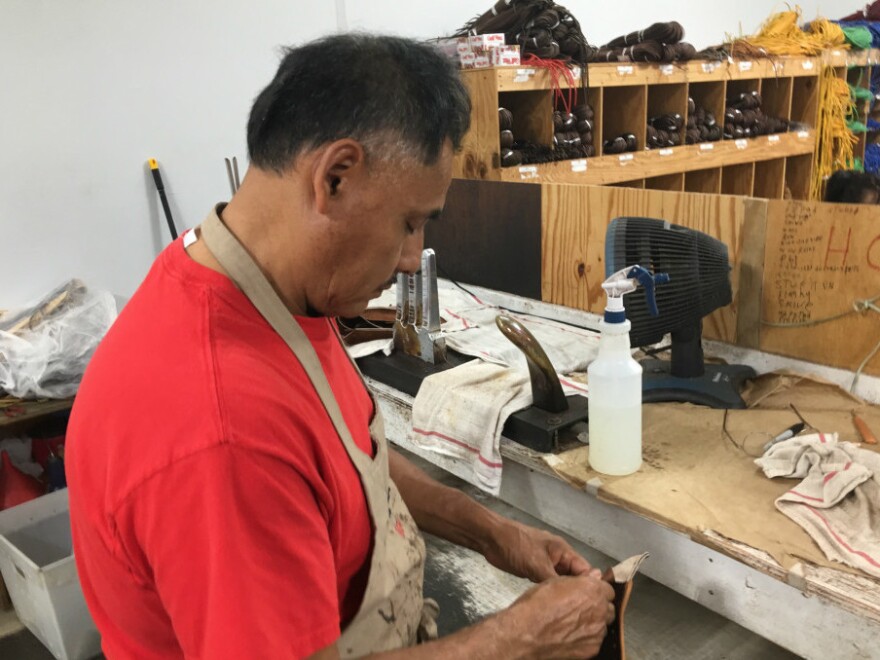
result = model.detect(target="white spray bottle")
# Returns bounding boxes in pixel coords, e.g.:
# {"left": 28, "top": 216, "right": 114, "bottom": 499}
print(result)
{"left": 588, "top": 265, "right": 668, "bottom": 475}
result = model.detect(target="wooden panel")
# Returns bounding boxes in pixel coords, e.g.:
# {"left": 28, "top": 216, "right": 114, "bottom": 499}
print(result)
{"left": 753, "top": 158, "right": 786, "bottom": 199}
{"left": 541, "top": 185, "right": 745, "bottom": 342}
{"left": 784, "top": 154, "right": 812, "bottom": 200}
{"left": 721, "top": 163, "right": 754, "bottom": 197}
{"left": 454, "top": 69, "right": 499, "bottom": 180}
{"left": 602, "top": 86, "right": 647, "bottom": 153}
{"left": 735, "top": 198, "right": 770, "bottom": 348}
{"left": 496, "top": 131, "right": 814, "bottom": 186}
{"left": 645, "top": 173, "right": 685, "bottom": 191}
{"left": 760, "top": 200, "right": 880, "bottom": 375}
{"left": 428, "top": 179, "right": 542, "bottom": 298}
{"left": 611, "top": 179, "right": 645, "bottom": 188}
{"left": 685, "top": 168, "right": 721, "bottom": 195}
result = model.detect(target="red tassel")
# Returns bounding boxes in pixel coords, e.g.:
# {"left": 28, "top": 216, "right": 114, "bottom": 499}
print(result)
{"left": 0, "top": 450, "right": 44, "bottom": 510}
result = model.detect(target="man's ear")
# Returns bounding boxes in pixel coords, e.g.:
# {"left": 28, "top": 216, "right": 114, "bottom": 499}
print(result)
{"left": 313, "top": 139, "right": 367, "bottom": 215}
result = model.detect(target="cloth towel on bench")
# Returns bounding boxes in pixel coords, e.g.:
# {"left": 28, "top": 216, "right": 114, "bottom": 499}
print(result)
{"left": 755, "top": 433, "right": 880, "bottom": 578}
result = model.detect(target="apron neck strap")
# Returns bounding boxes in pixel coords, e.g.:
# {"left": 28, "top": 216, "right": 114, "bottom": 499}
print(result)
{"left": 199, "top": 209, "right": 374, "bottom": 471}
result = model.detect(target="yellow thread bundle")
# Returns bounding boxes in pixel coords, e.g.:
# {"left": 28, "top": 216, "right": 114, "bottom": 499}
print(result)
{"left": 810, "top": 67, "right": 859, "bottom": 200}
{"left": 731, "top": 8, "right": 848, "bottom": 56}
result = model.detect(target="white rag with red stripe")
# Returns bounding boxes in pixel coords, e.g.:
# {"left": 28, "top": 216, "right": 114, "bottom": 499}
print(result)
{"left": 755, "top": 433, "right": 880, "bottom": 578}
{"left": 409, "top": 299, "right": 597, "bottom": 495}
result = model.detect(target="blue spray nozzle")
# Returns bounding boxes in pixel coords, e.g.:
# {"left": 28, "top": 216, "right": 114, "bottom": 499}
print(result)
{"left": 625, "top": 265, "right": 669, "bottom": 317}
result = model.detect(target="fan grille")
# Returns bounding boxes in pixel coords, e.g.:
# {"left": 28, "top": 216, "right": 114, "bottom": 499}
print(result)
{"left": 605, "top": 217, "right": 732, "bottom": 347}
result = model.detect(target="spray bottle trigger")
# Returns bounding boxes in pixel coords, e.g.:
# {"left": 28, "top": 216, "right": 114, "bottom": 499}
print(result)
{"left": 625, "top": 266, "right": 669, "bottom": 317}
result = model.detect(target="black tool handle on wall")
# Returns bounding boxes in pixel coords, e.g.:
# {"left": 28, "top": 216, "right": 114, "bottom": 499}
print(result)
{"left": 148, "top": 158, "right": 178, "bottom": 240}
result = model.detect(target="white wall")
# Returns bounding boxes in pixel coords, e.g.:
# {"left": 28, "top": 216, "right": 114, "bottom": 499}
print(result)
{"left": 0, "top": 1, "right": 336, "bottom": 307}
{"left": 0, "top": 1, "right": 843, "bottom": 306}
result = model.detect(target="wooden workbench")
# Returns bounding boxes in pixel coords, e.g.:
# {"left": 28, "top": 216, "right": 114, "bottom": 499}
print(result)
{"left": 365, "top": 286, "right": 880, "bottom": 660}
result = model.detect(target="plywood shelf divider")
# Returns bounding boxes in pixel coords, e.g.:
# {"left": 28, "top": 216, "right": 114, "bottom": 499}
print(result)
{"left": 457, "top": 48, "right": 879, "bottom": 199}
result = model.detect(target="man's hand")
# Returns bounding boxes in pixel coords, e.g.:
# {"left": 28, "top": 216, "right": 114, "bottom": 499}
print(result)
{"left": 482, "top": 518, "right": 597, "bottom": 582}
{"left": 500, "top": 574, "right": 616, "bottom": 659}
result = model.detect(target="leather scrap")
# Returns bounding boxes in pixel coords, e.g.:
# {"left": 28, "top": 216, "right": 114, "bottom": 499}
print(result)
{"left": 597, "top": 553, "right": 649, "bottom": 660}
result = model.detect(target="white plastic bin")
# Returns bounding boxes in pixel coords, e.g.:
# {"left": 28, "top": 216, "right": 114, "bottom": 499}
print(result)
{"left": 0, "top": 489, "right": 101, "bottom": 660}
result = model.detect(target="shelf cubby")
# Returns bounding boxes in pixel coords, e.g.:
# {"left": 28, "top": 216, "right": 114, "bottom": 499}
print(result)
{"left": 611, "top": 179, "right": 645, "bottom": 188}
{"left": 685, "top": 168, "right": 722, "bottom": 194}
{"left": 721, "top": 163, "right": 755, "bottom": 196}
{"left": 645, "top": 173, "right": 685, "bottom": 191}
{"left": 499, "top": 90, "right": 554, "bottom": 147}
{"left": 754, "top": 158, "right": 786, "bottom": 199}
{"left": 688, "top": 81, "right": 726, "bottom": 128}
{"left": 647, "top": 83, "right": 688, "bottom": 146}
{"left": 760, "top": 77, "right": 793, "bottom": 123}
{"left": 602, "top": 85, "right": 648, "bottom": 154}
{"left": 785, "top": 154, "right": 812, "bottom": 200}
{"left": 791, "top": 76, "right": 820, "bottom": 129}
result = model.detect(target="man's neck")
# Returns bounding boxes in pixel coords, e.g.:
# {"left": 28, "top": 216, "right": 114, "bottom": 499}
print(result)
{"left": 186, "top": 170, "right": 311, "bottom": 316}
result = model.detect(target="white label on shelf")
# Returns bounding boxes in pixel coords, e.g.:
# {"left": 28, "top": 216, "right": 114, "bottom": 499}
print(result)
{"left": 513, "top": 68, "right": 536, "bottom": 83}
{"left": 797, "top": 130, "right": 809, "bottom": 139}
{"left": 617, "top": 65, "right": 634, "bottom": 75}
{"left": 659, "top": 148, "right": 673, "bottom": 156}
{"left": 571, "top": 66, "right": 582, "bottom": 78}
{"left": 832, "top": 50, "right": 842, "bottom": 56}
{"left": 660, "top": 64, "right": 674, "bottom": 75}
{"left": 768, "top": 134, "right": 780, "bottom": 144}
{"left": 571, "top": 159, "right": 588, "bottom": 172}
{"left": 619, "top": 153, "right": 634, "bottom": 163}
{"left": 519, "top": 165, "right": 538, "bottom": 179}
{"left": 738, "top": 61, "right": 753, "bottom": 72}
{"left": 735, "top": 139, "right": 748, "bottom": 150}
{"left": 802, "top": 60, "right": 814, "bottom": 70}
{"left": 701, "top": 62, "right": 718, "bottom": 73}
{"left": 700, "top": 143, "right": 714, "bottom": 151}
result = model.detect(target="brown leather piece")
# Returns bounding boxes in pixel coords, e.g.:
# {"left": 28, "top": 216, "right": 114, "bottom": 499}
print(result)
{"left": 597, "top": 553, "right": 648, "bottom": 660}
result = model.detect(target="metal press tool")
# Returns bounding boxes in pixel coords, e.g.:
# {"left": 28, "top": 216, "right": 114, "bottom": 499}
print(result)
{"left": 392, "top": 249, "right": 446, "bottom": 364}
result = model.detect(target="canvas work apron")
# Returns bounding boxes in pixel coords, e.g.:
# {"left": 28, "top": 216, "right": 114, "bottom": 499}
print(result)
{"left": 199, "top": 209, "right": 438, "bottom": 657}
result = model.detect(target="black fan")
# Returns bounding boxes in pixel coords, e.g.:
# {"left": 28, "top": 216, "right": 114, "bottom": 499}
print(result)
{"left": 605, "top": 217, "right": 755, "bottom": 409}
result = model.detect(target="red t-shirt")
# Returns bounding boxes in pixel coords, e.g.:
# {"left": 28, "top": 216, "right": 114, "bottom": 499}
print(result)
{"left": 67, "top": 231, "right": 375, "bottom": 659}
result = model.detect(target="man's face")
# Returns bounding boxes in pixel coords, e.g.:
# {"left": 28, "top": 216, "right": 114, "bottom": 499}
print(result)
{"left": 314, "top": 141, "right": 454, "bottom": 318}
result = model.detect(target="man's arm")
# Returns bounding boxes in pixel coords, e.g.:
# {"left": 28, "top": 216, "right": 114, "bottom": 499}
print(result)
{"left": 387, "top": 447, "right": 594, "bottom": 581}
{"left": 307, "top": 571, "right": 615, "bottom": 660}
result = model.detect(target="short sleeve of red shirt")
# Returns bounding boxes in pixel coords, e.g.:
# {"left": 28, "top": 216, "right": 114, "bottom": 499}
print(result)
{"left": 116, "top": 443, "right": 341, "bottom": 659}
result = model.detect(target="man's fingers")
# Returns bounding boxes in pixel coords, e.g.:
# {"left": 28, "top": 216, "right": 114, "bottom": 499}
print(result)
{"left": 532, "top": 553, "right": 559, "bottom": 582}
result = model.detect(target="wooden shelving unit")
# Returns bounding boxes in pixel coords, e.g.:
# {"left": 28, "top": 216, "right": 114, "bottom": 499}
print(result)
{"left": 454, "top": 49, "right": 879, "bottom": 199}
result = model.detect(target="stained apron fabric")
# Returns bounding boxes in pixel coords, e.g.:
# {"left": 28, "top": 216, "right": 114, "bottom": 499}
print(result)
{"left": 200, "top": 208, "right": 436, "bottom": 655}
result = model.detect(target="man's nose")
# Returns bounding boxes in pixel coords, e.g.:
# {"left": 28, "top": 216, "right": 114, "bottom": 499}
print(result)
{"left": 397, "top": 230, "right": 424, "bottom": 274}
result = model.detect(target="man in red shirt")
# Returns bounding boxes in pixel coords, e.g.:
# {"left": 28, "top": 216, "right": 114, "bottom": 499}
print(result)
{"left": 67, "top": 34, "right": 614, "bottom": 659}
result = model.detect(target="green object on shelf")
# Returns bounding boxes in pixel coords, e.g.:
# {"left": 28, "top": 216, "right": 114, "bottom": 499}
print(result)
{"left": 853, "top": 158, "right": 865, "bottom": 172}
{"left": 841, "top": 26, "right": 873, "bottom": 50}
{"left": 849, "top": 84, "right": 874, "bottom": 102}
{"left": 847, "top": 119, "right": 868, "bottom": 133}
